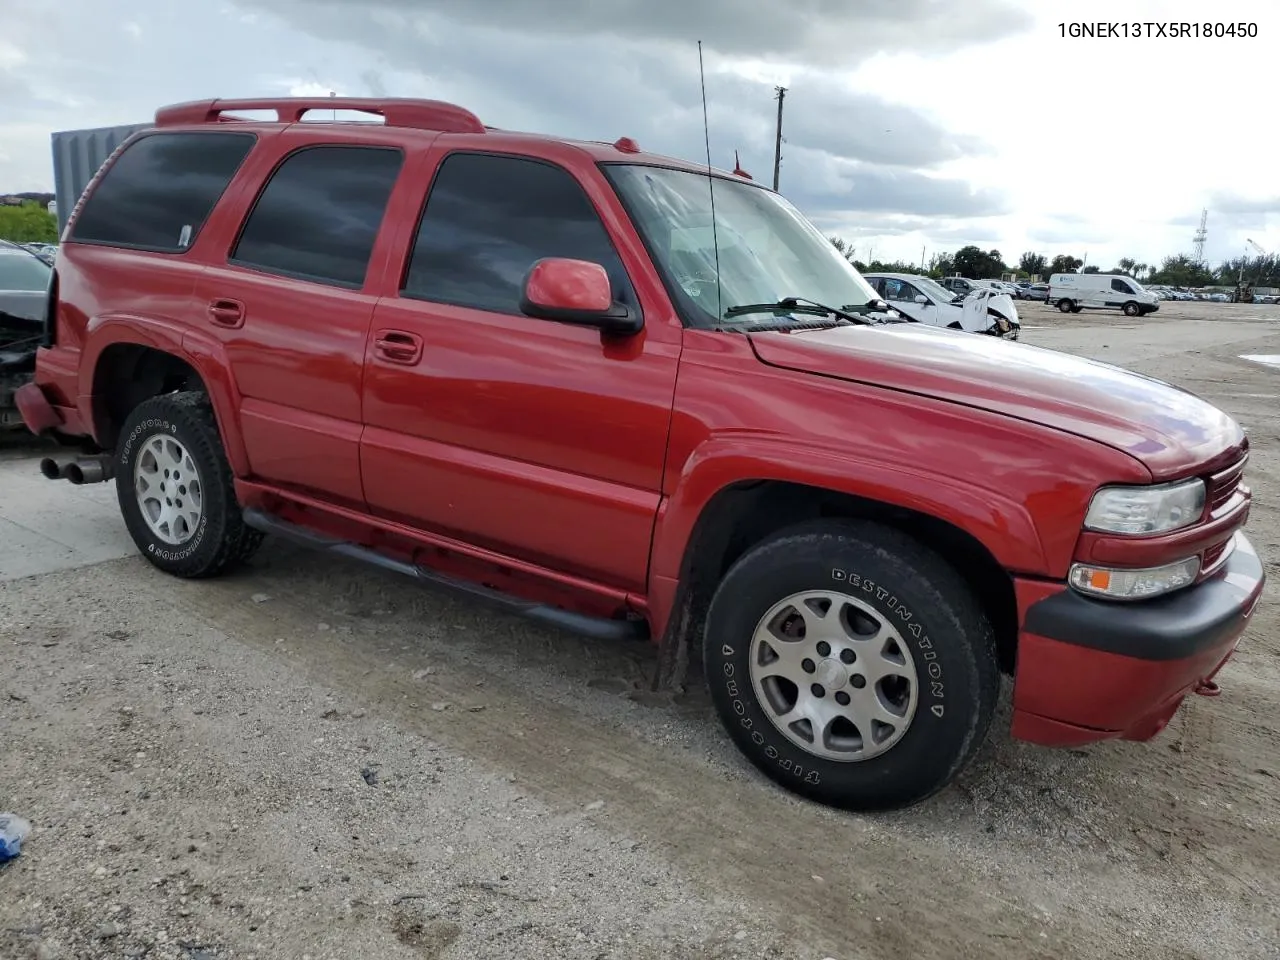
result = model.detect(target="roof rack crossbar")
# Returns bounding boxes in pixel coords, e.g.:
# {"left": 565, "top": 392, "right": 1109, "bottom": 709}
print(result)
{"left": 153, "top": 98, "right": 486, "bottom": 134}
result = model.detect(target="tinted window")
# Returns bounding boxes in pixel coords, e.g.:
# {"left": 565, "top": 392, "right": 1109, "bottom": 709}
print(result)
{"left": 71, "top": 132, "right": 255, "bottom": 252}
{"left": 1111, "top": 278, "right": 1133, "bottom": 293}
{"left": 403, "top": 153, "right": 633, "bottom": 313}
{"left": 232, "top": 146, "right": 403, "bottom": 288}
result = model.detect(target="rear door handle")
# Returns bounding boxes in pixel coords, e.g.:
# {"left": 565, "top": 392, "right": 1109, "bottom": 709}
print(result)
{"left": 207, "top": 298, "right": 245, "bottom": 328}
{"left": 373, "top": 329, "right": 424, "bottom": 365}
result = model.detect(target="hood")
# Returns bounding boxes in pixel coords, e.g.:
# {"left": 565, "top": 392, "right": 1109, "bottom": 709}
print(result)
{"left": 749, "top": 324, "right": 1244, "bottom": 480}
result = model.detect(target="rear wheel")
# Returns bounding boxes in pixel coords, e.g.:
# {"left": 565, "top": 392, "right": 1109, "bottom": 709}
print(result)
{"left": 702, "top": 520, "right": 999, "bottom": 811}
{"left": 1057, "top": 299, "right": 1074, "bottom": 313}
{"left": 115, "top": 391, "right": 263, "bottom": 578}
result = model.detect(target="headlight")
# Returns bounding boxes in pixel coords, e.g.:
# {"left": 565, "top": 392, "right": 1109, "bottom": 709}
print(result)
{"left": 1083, "top": 478, "right": 1205, "bottom": 535}
{"left": 1069, "top": 556, "right": 1200, "bottom": 600}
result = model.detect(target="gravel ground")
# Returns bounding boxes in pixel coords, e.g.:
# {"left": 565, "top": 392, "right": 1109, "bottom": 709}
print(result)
{"left": 2, "top": 300, "right": 1279, "bottom": 960}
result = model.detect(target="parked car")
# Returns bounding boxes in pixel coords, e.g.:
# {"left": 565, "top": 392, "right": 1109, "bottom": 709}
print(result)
{"left": 0, "top": 240, "right": 52, "bottom": 430}
{"left": 1047, "top": 273, "right": 1160, "bottom": 316}
{"left": 863, "top": 272, "right": 1019, "bottom": 338}
{"left": 940, "top": 276, "right": 984, "bottom": 297}
{"left": 0, "top": 239, "right": 51, "bottom": 327}
{"left": 1021, "top": 283, "right": 1050, "bottom": 301}
{"left": 22, "top": 242, "right": 56, "bottom": 265}
{"left": 17, "top": 96, "right": 1264, "bottom": 812}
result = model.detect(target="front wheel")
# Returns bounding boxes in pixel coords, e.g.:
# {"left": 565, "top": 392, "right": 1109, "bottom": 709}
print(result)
{"left": 702, "top": 520, "right": 999, "bottom": 811}
{"left": 1123, "top": 302, "right": 1140, "bottom": 317}
{"left": 115, "top": 391, "right": 263, "bottom": 578}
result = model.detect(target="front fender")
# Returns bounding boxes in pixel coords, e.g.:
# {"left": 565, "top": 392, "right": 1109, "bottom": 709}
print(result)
{"left": 650, "top": 434, "right": 1048, "bottom": 586}
{"left": 78, "top": 316, "right": 249, "bottom": 475}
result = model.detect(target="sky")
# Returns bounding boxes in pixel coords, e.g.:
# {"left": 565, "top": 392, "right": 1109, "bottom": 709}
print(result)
{"left": 1, "top": 0, "right": 1275, "bottom": 272}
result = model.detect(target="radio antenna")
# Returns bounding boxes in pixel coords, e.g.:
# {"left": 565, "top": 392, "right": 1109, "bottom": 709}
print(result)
{"left": 697, "top": 40, "right": 723, "bottom": 324}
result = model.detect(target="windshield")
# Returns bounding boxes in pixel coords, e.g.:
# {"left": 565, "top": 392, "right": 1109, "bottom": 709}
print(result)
{"left": 0, "top": 250, "right": 52, "bottom": 291}
{"left": 604, "top": 164, "right": 878, "bottom": 327}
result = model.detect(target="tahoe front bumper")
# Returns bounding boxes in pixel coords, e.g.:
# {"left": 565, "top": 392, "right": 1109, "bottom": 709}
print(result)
{"left": 1010, "top": 531, "right": 1265, "bottom": 746}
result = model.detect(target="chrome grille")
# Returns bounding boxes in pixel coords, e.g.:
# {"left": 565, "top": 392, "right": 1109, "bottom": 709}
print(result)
{"left": 1206, "top": 454, "right": 1248, "bottom": 515}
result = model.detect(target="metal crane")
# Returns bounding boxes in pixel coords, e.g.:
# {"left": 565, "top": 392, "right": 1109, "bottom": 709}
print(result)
{"left": 1232, "top": 238, "right": 1270, "bottom": 302}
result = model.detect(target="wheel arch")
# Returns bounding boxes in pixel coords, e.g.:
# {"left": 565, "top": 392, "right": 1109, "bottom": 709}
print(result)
{"left": 652, "top": 464, "right": 1034, "bottom": 678}
{"left": 80, "top": 319, "right": 249, "bottom": 474}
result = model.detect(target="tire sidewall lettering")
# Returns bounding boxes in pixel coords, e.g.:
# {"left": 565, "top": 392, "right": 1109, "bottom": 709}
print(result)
{"left": 121, "top": 414, "right": 214, "bottom": 569}
{"left": 716, "top": 567, "right": 955, "bottom": 788}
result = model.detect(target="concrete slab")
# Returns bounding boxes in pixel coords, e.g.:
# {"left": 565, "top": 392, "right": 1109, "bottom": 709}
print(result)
{"left": 0, "top": 453, "right": 136, "bottom": 581}
{"left": 1241, "top": 354, "right": 1280, "bottom": 368}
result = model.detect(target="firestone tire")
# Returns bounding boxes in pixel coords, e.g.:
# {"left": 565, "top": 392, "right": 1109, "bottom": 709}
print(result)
{"left": 702, "top": 520, "right": 999, "bottom": 811}
{"left": 115, "top": 391, "right": 263, "bottom": 579}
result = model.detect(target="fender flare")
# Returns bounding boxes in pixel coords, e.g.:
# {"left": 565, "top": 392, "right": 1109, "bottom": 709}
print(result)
{"left": 651, "top": 436, "right": 1049, "bottom": 587}
{"left": 79, "top": 316, "right": 250, "bottom": 476}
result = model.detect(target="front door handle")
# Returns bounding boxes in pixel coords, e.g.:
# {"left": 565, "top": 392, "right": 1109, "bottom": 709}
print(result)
{"left": 207, "top": 298, "right": 245, "bottom": 328}
{"left": 373, "top": 329, "right": 424, "bottom": 365}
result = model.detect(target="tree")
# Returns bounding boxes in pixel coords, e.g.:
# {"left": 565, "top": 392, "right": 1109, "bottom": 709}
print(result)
{"left": 1081, "top": 265, "right": 1100, "bottom": 273}
{"left": 1214, "top": 254, "right": 1280, "bottom": 288}
{"left": 1048, "top": 254, "right": 1083, "bottom": 275}
{"left": 0, "top": 203, "right": 57, "bottom": 243}
{"left": 829, "top": 236, "right": 857, "bottom": 263}
{"left": 1147, "top": 254, "right": 1215, "bottom": 287}
{"left": 1117, "top": 257, "right": 1135, "bottom": 276}
{"left": 951, "top": 245, "right": 1006, "bottom": 279}
{"left": 1019, "top": 252, "right": 1047, "bottom": 278}
{"left": 928, "top": 252, "right": 955, "bottom": 279}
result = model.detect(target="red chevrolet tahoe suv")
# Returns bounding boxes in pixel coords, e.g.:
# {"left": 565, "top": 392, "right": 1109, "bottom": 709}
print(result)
{"left": 18, "top": 97, "right": 1265, "bottom": 811}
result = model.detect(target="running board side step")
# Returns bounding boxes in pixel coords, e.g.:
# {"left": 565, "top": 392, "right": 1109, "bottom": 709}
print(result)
{"left": 241, "top": 507, "right": 648, "bottom": 643}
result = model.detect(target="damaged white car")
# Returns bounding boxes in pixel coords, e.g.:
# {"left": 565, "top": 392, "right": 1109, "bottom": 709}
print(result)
{"left": 863, "top": 272, "right": 1020, "bottom": 339}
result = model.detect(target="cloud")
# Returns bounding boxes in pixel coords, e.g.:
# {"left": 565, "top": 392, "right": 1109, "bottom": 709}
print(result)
{"left": 232, "top": 0, "right": 1008, "bottom": 223}
{"left": 1027, "top": 222, "right": 1115, "bottom": 245}
{"left": 246, "top": 0, "right": 1034, "bottom": 60}
{"left": 1210, "top": 194, "right": 1280, "bottom": 216}
{"left": 781, "top": 147, "right": 1010, "bottom": 219}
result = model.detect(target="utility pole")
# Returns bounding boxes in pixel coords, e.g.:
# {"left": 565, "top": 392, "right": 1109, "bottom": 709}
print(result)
{"left": 772, "top": 86, "right": 787, "bottom": 192}
{"left": 921, "top": 245, "right": 926, "bottom": 271}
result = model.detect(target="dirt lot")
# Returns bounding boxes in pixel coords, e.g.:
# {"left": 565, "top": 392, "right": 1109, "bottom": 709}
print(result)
{"left": 2, "top": 300, "right": 1279, "bottom": 960}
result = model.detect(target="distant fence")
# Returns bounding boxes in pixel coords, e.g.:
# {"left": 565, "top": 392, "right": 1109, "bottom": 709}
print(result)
{"left": 50, "top": 123, "right": 148, "bottom": 235}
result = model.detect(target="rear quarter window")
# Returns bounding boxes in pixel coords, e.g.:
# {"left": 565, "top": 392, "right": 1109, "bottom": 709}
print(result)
{"left": 70, "top": 131, "right": 256, "bottom": 253}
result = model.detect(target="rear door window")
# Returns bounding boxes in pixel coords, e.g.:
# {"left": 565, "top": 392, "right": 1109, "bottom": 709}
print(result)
{"left": 70, "top": 132, "right": 256, "bottom": 252}
{"left": 231, "top": 145, "right": 404, "bottom": 288}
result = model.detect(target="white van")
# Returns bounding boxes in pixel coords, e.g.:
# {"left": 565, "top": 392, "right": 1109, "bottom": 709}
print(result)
{"left": 1047, "top": 273, "right": 1159, "bottom": 317}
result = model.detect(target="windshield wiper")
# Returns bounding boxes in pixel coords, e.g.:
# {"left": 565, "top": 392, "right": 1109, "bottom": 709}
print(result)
{"left": 722, "top": 296, "right": 873, "bottom": 326}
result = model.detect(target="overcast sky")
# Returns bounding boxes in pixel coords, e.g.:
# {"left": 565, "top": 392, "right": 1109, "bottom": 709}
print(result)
{"left": 1, "top": 0, "right": 1274, "bottom": 270}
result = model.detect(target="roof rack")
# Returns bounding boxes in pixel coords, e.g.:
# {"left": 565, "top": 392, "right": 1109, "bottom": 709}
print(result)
{"left": 153, "top": 97, "right": 486, "bottom": 134}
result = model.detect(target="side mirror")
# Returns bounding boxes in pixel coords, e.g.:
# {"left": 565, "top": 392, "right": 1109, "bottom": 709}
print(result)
{"left": 520, "top": 258, "right": 641, "bottom": 335}
{"left": 914, "top": 294, "right": 928, "bottom": 304}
